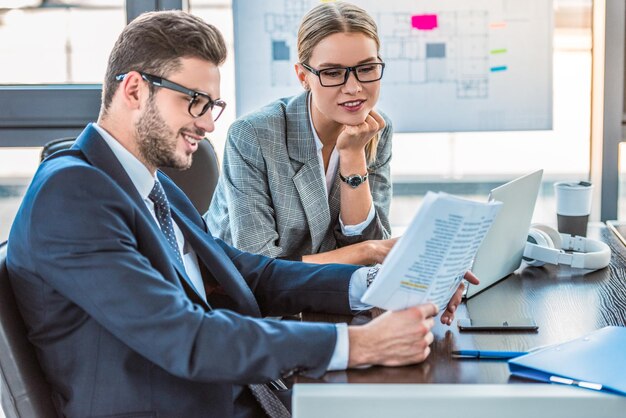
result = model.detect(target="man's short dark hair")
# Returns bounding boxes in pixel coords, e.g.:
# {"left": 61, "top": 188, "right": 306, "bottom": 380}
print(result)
{"left": 100, "top": 10, "right": 227, "bottom": 116}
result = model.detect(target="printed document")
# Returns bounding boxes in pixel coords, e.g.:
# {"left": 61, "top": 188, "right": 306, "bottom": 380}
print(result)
{"left": 362, "top": 192, "right": 502, "bottom": 311}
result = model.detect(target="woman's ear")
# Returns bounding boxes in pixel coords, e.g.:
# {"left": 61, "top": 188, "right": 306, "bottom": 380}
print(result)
{"left": 294, "top": 63, "right": 310, "bottom": 90}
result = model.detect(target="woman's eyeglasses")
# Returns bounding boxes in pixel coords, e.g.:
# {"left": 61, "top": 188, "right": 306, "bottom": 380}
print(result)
{"left": 300, "top": 62, "right": 385, "bottom": 87}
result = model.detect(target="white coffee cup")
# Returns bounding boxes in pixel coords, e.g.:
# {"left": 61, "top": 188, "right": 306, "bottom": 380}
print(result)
{"left": 554, "top": 181, "right": 593, "bottom": 237}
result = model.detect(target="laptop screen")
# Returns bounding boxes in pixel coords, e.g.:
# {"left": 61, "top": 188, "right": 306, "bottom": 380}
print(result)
{"left": 466, "top": 169, "right": 543, "bottom": 298}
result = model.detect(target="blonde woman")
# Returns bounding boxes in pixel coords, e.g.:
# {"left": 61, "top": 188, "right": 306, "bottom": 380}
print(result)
{"left": 206, "top": 2, "right": 396, "bottom": 264}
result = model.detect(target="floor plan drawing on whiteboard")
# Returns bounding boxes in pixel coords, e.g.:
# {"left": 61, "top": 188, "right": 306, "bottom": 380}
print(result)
{"left": 234, "top": 0, "right": 552, "bottom": 132}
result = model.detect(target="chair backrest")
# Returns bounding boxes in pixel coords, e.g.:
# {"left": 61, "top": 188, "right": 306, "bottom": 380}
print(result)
{"left": 0, "top": 242, "right": 57, "bottom": 418}
{"left": 40, "top": 137, "right": 220, "bottom": 215}
{"left": 39, "top": 138, "right": 75, "bottom": 162}
{"left": 161, "top": 139, "right": 220, "bottom": 214}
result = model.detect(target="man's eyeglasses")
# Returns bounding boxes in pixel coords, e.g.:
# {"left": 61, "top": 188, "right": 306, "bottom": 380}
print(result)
{"left": 115, "top": 72, "right": 226, "bottom": 121}
{"left": 301, "top": 62, "right": 385, "bottom": 87}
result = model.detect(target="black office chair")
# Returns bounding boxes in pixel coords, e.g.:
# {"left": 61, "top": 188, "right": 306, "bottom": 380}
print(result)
{"left": 41, "top": 137, "right": 221, "bottom": 214}
{"left": 39, "top": 138, "right": 75, "bottom": 161}
{"left": 0, "top": 242, "right": 57, "bottom": 418}
{"left": 161, "top": 139, "right": 220, "bottom": 215}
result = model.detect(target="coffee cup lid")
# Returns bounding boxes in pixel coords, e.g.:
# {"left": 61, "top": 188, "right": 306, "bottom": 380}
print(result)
{"left": 554, "top": 181, "right": 592, "bottom": 190}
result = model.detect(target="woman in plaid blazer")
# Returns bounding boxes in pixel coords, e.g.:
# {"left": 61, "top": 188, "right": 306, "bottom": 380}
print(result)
{"left": 206, "top": 2, "right": 396, "bottom": 265}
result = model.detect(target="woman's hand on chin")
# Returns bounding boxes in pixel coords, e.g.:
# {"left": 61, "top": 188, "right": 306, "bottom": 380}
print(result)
{"left": 336, "top": 109, "right": 385, "bottom": 154}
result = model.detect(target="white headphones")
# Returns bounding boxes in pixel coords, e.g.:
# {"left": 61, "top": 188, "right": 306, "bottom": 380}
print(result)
{"left": 523, "top": 224, "right": 611, "bottom": 270}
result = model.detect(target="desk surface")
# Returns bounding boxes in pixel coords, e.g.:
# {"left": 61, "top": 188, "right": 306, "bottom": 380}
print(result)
{"left": 298, "top": 225, "right": 626, "bottom": 385}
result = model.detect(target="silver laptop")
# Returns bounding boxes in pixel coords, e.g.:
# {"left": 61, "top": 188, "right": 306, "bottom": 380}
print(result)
{"left": 466, "top": 169, "right": 543, "bottom": 298}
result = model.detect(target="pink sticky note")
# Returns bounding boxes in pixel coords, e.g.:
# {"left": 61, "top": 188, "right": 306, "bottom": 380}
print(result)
{"left": 411, "top": 14, "right": 438, "bottom": 31}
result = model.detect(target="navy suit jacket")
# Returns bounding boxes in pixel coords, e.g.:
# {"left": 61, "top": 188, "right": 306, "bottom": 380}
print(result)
{"left": 7, "top": 124, "right": 359, "bottom": 418}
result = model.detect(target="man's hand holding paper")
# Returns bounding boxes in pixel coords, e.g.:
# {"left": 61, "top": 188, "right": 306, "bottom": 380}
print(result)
{"left": 440, "top": 271, "right": 479, "bottom": 325}
{"left": 347, "top": 303, "right": 439, "bottom": 368}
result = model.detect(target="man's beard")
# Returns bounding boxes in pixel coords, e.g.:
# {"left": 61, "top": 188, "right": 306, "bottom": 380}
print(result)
{"left": 135, "top": 96, "right": 192, "bottom": 170}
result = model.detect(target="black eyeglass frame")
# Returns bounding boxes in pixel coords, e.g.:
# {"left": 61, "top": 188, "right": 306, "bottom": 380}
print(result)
{"left": 300, "top": 62, "right": 386, "bottom": 87}
{"left": 115, "top": 72, "right": 226, "bottom": 120}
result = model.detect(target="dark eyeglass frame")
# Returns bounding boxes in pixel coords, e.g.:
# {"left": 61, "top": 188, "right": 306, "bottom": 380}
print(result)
{"left": 301, "top": 62, "right": 386, "bottom": 87}
{"left": 115, "top": 71, "right": 226, "bottom": 121}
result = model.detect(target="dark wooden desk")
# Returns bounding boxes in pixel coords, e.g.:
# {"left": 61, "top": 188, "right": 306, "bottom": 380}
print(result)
{"left": 298, "top": 225, "right": 626, "bottom": 386}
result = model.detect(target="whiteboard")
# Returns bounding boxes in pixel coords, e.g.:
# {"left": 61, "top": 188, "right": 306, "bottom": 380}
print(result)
{"left": 233, "top": 0, "right": 553, "bottom": 132}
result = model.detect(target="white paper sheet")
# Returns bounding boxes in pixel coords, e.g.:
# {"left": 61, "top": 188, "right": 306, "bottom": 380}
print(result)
{"left": 362, "top": 192, "right": 502, "bottom": 311}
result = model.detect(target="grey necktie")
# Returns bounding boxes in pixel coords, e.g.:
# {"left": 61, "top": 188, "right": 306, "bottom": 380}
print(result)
{"left": 249, "top": 383, "right": 291, "bottom": 418}
{"left": 148, "top": 181, "right": 184, "bottom": 266}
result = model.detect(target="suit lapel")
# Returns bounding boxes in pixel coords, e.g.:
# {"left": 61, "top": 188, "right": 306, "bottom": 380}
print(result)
{"left": 135, "top": 214, "right": 209, "bottom": 309}
{"left": 286, "top": 93, "right": 332, "bottom": 252}
{"left": 75, "top": 124, "right": 143, "bottom": 204}
{"left": 75, "top": 124, "right": 210, "bottom": 309}
{"left": 171, "top": 208, "right": 262, "bottom": 318}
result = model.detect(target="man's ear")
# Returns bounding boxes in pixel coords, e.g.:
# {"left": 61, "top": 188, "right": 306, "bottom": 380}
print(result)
{"left": 117, "top": 71, "right": 146, "bottom": 111}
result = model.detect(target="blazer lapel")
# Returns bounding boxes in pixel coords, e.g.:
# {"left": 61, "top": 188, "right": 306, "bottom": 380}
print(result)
{"left": 134, "top": 214, "right": 208, "bottom": 309}
{"left": 315, "top": 170, "right": 342, "bottom": 250}
{"left": 172, "top": 208, "right": 262, "bottom": 318}
{"left": 286, "top": 93, "right": 332, "bottom": 252}
{"left": 328, "top": 170, "right": 342, "bottom": 228}
{"left": 75, "top": 124, "right": 210, "bottom": 309}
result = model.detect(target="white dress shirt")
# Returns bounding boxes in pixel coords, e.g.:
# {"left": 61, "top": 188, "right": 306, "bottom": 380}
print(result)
{"left": 94, "top": 123, "right": 372, "bottom": 371}
{"left": 307, "top": 95, "right": 376, "bottom": 236}
{"left": 93, "top": 124, "right": 207, "bottom": 300}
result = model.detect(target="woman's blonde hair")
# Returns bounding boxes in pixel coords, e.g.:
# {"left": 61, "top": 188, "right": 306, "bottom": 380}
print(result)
{"left": 297, "top": 2, "right": 382, "bottom": 164}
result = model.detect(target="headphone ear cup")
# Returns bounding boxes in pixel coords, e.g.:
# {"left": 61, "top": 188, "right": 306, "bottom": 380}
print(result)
{"left": 524, "top": 228, "right": 555, "bottom": 267}
{"left": 531, "top": 223, "right": 562, "bottom": 249}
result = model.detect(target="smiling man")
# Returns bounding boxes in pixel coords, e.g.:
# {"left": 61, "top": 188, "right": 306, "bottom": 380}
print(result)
{"left": 6, "top": 9, "right": 471, "bottom": 418}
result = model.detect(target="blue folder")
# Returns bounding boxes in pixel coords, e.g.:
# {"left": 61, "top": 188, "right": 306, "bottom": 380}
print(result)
{"left": 508, "top": 326, "right": 626, "bottom": 396}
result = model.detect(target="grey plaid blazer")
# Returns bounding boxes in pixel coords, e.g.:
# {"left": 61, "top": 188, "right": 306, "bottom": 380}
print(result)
{"left": 205, "top": 92, "right": 392, "bottom": 259}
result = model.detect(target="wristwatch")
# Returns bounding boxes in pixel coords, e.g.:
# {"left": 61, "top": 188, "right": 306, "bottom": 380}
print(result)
{"left": 339, "top": 172, "right": 369, "bottom": 189}
{"left": 366, "top": 265, "right": 381, "bottom": 288}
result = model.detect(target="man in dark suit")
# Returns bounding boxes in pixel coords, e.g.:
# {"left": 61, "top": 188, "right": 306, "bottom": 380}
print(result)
{"left": 6, "top": 11, "right": 473, "bottom": 418}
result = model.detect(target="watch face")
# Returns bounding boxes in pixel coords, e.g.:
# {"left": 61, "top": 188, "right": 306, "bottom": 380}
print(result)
{"left": 340, "top": 172, "right": 368, "bottom": 188}
{"left": 347, "top": 175, "right": 363, "bottom": 188}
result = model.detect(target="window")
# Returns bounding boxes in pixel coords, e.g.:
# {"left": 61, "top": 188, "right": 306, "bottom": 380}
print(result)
{"left": 0, "top": 1, "right": 125, "bottom": 84}
{"left": 0, "top": 0, "right": 611, "bottom": 241}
